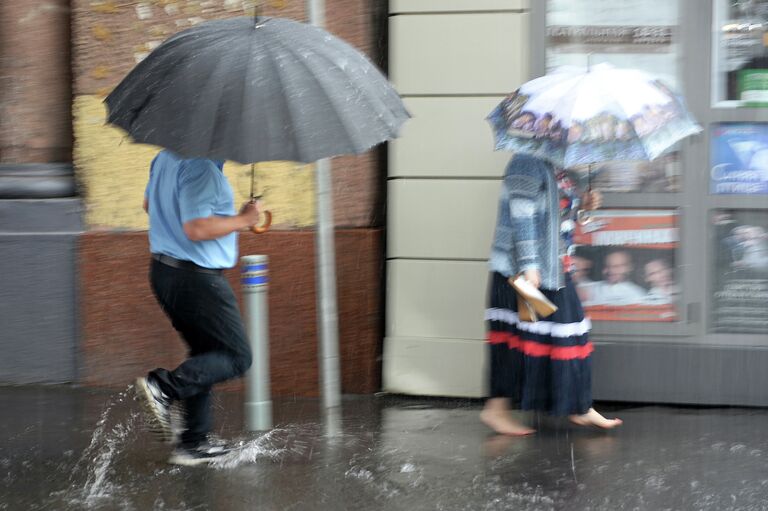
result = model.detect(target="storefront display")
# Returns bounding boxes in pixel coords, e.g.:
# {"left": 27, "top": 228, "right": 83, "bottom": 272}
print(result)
{"left": 546, "top": 0, "right": 682, "bottom": 191}
{"left": 532, "top": 0, "right": 768, "bottom": 405}
{"left": 711, "top": 123, "right": 768, "bottom": 194}
{"left": 542, "top": 0, "right": 768, "bottom": 339}
{"left": 571, "top": 209, "right": 680, "bottom": 322}
{"left": 570, "top": 154, "right": 681, "bottom": 193}
{"left": 710, "top": 210, "right": 768, "bottom": 333}
{"left": 547, "top": 0, "right": 679, "bottom": 86}
{"left": 714, "top": 0, "right": 768, "bottom": 105}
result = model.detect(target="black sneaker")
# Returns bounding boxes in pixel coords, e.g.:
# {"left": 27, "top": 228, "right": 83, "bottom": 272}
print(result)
{"left": 135, "top": 375, "right": 173, "bottom": 443}
{"left": 168, "top": 441, "right": 233, "bottom": 467}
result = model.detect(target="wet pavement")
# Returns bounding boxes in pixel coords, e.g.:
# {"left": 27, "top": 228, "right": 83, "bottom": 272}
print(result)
{"left": 2, "top": 385, "right": 768, "bottom": 510}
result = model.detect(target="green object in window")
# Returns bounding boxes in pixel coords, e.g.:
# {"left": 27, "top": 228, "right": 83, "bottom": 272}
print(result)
{"left": 739, "top": 69, "right": 768, "bottom": 107}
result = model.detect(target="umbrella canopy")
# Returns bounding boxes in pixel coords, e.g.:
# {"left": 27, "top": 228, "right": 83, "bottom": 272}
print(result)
{"left": 105, "top": 16, "right": 409, "bottom": 164}
{"left": 487, "top": 63, "right": 701, "bottom": 168}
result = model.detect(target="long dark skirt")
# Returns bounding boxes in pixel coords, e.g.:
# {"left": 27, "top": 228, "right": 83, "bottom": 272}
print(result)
{"left": 486, "top": 272, "right": 593, "bottom": 416}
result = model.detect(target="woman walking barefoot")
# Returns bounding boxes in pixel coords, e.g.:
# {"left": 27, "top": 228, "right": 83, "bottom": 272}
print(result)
{"left": 482, "top": 154, "right": 622, "bottom": 436}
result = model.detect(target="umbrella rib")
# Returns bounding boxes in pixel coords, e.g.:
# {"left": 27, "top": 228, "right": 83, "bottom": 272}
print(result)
{"left": 312, "top": 42, "right": 401, "bottom": 137}
{"left": 558, "top": 72, "right": 593, "bottom": 127}
{"left": 261, "top": 34, "right": 305, "bottom": 162}
{"left": 320, "top": 40, "right": 411, "bottom": 149}
{"left": 313, "top": 39, "right": 411, "bottom": 151}
{"left": 270, "top": 35, "right": 362, "bottom": 157}
{"left": 204, "top": 50, "right": 240, "bottom": 159}
{"left": 159, "top": 33, "right": 236, "bottom": 159}
{"left": 238, "top": 27, "right": 268, "bottom": 164}
{"left": 110, "top": 29, "right": 230, "bottom": 103}
{"left": 107, "top": 30, "right": 236, "bottom": 145}
{"left": 592, "top": 76, "right": 653, "bottom": 161}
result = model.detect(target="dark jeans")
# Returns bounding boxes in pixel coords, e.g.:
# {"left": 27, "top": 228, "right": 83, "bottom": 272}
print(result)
{"left": 149, "top": 259, "right": 252, "bottom": 447}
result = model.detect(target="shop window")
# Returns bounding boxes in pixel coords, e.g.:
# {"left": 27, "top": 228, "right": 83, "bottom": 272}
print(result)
{"left": 710, "top": 210, "right": 768, "bottom": 333}
{"left": 714, "top": 0, "right": 768, "bottom": 106}
{"left": 571, "top": 209, "right": 680, "bottom": 322}
{"left": 546, "top": 0, "right": 682, "bottom": 191}
{"left": 711, "top": 123, "right": 768, "bottom": 194}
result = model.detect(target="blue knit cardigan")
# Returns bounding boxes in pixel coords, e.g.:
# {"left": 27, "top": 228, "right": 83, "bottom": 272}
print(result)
{"left": 488, "top": 154, "right": 565, "bottom": 290}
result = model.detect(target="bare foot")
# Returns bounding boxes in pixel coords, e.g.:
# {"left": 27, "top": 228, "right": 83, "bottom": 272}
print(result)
{"left": 569, "top": 408, "right": 623, "bottom": 429}
{"left": 480, "top": 408, "right": 536, "bottom": 436}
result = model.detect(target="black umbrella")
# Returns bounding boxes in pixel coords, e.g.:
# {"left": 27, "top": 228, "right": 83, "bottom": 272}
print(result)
{"left": 105, "top": 16, "right": 409, "bottom": 165}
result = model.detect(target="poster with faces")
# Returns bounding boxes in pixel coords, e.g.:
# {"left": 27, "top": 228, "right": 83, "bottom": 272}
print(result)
{"left": 571, "top": 209, "right": 680, "bottom": 322}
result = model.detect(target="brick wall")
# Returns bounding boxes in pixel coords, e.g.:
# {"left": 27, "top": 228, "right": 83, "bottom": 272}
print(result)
{"left": 80, "top": 229, "right": 383, "bottom": 395}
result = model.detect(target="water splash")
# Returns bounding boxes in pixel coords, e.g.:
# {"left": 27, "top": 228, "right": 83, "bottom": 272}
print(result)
{"left": 69, "top": 400, "right": 112, "bottom": 478}
{"left": 345, "top": 466, "right": 374, "bottom": 481}
{"left": 211, "top": 426, "right": 305, "bottom": 469}
{"left": 81, "top": 413, "right": 138, "bottom": 504}
{"left": 570, "top": 442, "right": 578, "bottom": 484}
{"left": 57, "top": 385, "right": 140, "bottom": 507}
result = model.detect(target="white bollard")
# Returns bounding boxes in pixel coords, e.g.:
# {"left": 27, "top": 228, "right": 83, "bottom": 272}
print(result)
{"left": 240, "top": 255, "right": 272, "bottom": 431}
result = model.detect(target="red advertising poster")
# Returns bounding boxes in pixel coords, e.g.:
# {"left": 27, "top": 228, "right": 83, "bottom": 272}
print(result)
{"left": 572, "top": 209, "right": 679, "bottom": 322}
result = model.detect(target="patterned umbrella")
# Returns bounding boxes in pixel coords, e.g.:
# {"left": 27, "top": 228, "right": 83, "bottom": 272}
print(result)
{"left": 487, "top": 63, "right": 701, "bottom": 169}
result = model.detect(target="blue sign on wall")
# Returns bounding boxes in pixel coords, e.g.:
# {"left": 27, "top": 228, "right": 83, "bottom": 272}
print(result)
{"left": 711, "top": 123, "right": 768, "bottom": 195}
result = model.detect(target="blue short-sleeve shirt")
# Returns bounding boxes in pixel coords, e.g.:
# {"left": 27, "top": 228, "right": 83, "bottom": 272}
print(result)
{"left": 145, "top": 150, "right": 237, "bottom": 269}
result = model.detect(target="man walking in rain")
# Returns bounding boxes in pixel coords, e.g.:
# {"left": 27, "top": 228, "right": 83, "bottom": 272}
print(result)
{"left": 135, "top": 149, "right": 263, "bottom": 466}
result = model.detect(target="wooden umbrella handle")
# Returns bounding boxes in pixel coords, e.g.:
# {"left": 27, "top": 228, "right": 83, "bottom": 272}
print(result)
{"left": 250, "top": 210, "right": 273, "bottom": 234}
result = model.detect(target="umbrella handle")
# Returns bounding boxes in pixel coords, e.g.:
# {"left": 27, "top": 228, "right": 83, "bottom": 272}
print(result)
{"left": 576, "top": 209, "right": 592, "bottom": 225}
{"left": 250, "top": 210, "right": 273, "bottom": 234}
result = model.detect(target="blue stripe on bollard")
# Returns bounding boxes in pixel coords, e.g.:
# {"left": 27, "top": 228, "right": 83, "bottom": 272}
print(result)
{"left": 241, "top": 264, "right": 268, "bottom": 273}
{"left": 242, "top": 276, "right": 269, "bottom": 285}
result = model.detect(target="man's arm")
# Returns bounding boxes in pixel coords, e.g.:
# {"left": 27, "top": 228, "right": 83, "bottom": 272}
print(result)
{"left": 143, "top": 198, "right": 149, "bottom": 213}
{"left": 183, "top": 201, "right": 262, "bottom": 241}
{"left": 178, "top": 160, "right": 263, "bottom": 242}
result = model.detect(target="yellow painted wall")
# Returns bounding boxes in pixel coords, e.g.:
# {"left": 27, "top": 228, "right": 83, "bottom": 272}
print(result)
{"left": 73, "top": 94, "right": 316, "bottom": 230}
